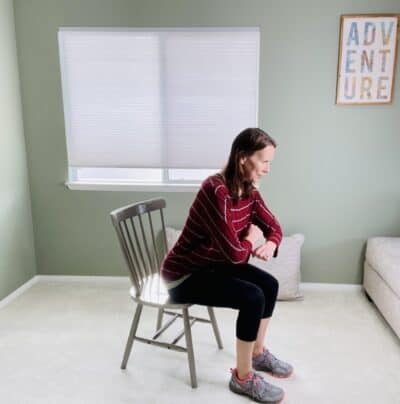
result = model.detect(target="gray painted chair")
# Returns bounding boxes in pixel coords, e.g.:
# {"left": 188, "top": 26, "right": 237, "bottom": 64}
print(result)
{"left": 110, "top": 198, "right": 223, "bottom": 388}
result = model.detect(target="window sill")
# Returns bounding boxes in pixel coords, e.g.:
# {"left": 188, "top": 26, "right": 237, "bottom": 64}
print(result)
{"left": 65, "top": 181, "right": 201, "bottom": 192}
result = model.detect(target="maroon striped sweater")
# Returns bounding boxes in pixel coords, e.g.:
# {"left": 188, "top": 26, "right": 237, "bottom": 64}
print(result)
{"left": 160, "top": 174, "right": 282, "bottom": 285}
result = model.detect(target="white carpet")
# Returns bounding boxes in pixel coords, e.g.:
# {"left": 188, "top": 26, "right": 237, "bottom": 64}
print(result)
{"left": 0, "top": 279, "right": 399, "bottom": 404}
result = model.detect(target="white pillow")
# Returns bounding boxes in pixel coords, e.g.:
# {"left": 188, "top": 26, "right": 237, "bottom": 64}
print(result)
{"left": 165, "top": 227, "right": 183, "bottom": 251}
{"left": 249, "top": 234, "right": 304, "bottom": 301}
{"left": 165, "top": 227, "right": 304, "bottom": 301}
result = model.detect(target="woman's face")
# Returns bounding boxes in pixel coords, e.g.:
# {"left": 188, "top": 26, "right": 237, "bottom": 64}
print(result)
{"left": 240, "top": 145, "right": 275, "bottom": 183}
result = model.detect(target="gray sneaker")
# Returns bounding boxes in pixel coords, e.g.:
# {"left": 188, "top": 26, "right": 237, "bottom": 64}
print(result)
{"left": 229, "top": 368, "right": 285, "bottom": 403}
{"left": 252, "top": 348, "right": 294, "bottom": 378}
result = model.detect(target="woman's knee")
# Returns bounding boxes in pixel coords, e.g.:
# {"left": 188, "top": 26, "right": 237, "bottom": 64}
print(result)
{"left": 269, "top": 274, "right": 279, "bottom": 296}
{"left": 258, "top": 271, "right": 279, "bottom": 298}
{"left": 239, "top": 285, "right": 265, "bottom": 312}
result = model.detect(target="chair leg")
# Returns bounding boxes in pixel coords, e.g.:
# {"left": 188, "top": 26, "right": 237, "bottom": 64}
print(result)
{"left": 182, "top": 307, "right": 198, "bottom": 388}
{"left": 207, "top": 307, "right": 223, "bottom": 349}
{"left": 121, "top": 303, "right": 143, "bottom": 369}
{"left": 156, "top": 308, "right": 164, "bottom": 331}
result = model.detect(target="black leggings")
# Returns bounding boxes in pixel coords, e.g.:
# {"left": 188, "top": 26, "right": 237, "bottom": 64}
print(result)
{"left": 168, "top": 263, "right": 279, "bottom": 342}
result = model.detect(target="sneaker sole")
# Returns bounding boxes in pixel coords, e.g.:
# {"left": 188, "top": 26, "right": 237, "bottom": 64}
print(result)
{"left": 229, "top": 383, "right": 285, "bottom": 403}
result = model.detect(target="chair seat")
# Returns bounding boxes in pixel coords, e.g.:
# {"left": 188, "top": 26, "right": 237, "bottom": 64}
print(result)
{"left": 130, "top": 273, "right": 192, "bottom": 309}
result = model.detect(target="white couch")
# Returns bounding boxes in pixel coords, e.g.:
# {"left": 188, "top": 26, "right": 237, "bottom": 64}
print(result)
{"left": 363, "top": 237, "right": 400, "bottom": 338}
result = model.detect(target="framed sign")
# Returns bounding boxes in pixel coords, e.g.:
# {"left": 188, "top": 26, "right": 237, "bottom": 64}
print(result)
{"left": 336, "top": 14, "right": 399, "bottom": 105}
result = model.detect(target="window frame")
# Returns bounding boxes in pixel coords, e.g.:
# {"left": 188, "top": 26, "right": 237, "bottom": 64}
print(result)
{"left": 60, "top": 27, "right": 260, "bottom": 192}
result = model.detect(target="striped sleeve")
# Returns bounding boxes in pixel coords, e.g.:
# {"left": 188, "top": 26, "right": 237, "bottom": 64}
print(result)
{"left": 192, "top": 181, "right": 252, "bottom": 264}
{"left": 252, "top": 189, "right": 282, "bottom": 257}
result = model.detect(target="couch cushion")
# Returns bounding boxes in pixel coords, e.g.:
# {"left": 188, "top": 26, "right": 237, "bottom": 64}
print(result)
{"left": 366, "top": 237, "right": 400, "bottom": 298}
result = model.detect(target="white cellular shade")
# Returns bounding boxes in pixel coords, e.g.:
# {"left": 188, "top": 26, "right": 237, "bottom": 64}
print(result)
{"left": 58, "top": 28, "right": 259, "bottom": 169}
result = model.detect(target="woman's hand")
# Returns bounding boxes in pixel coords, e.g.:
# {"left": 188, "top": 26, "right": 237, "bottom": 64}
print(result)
{"left": 252, "top": 240, "right": 277, "bottom": 261}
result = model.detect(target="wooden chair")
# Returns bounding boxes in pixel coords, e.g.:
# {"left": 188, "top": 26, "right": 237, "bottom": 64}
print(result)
{"left": 110, "top": 198, "right": 223, "bottom": 388}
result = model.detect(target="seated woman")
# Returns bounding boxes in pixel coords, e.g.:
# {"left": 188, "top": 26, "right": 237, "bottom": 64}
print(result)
{"left": 161, "top": 128, "right": 293, "bottom": 403}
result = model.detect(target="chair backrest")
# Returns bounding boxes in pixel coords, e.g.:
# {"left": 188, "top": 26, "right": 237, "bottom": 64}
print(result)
{"left": 110, "top": 198, "right": 169, "bottom": 295}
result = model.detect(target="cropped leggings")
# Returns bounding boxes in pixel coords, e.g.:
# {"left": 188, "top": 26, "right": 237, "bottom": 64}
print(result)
{"left": 168, "top": 263, "right": 279, "bottom": 342}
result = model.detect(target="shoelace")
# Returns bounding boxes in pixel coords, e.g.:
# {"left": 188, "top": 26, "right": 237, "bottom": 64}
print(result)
{"left": 230, "top": 368, "right": 268, "bottom": 400}
{"left": 264, "top": 349, "right": 279, "bottom": 366}
{"left": 249, "top": 372, "right": 267, "bottom": 400}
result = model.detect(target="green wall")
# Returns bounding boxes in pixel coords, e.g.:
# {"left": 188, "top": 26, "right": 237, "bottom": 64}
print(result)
{"left": 13, "top": 0, "right": 400, "bottom": 284}
{"left": 0, "top": 0, "right": 36, "bottom": 301}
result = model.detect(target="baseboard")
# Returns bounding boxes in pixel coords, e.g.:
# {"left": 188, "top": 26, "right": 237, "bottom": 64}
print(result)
{"left": 35, "top": 277, "right": 360, "bottom": 288}
{"left": 0, "top": 276, "right": 39, "bottom": 310}
{"left": 0, "top": 275, "right": 362, "bottom": 310}
{"left": 36, "top": 274, "right": 130, "bottom": 284}
{"left": 300, "top": 282, "right": 362, "bottom": 291}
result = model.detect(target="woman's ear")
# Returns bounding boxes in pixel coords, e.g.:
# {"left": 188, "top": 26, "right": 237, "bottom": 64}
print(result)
{"left": 239, "top": 156, "right": 247, "bottom": 165}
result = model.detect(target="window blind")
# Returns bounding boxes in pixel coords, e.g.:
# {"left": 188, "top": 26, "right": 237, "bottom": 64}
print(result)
{"left": 58, "top": 27, "right": 259, "bottom": 169}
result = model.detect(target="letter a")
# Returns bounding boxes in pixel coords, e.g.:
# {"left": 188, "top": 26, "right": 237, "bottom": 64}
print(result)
{"left": 346, "top": 22, "right": 359, "bottom": 46}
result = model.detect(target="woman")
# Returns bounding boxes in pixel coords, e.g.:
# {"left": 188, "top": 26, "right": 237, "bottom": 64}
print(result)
{"left": 161, "top": 128, "right": 293, "bottom": 403}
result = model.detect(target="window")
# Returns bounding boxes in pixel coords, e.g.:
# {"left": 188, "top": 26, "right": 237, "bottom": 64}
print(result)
{"left": 58, "top": 27, "right": 260, "bottom": 191}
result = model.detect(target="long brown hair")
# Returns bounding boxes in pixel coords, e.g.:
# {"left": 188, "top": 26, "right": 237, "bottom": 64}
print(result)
{"left": 220, "top": 128, "right": 277, "bottom": 202}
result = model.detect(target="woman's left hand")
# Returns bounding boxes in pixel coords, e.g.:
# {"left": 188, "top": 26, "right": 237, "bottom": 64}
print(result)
{"left": 252, "top": 240, "right": 276, "bottom": 261}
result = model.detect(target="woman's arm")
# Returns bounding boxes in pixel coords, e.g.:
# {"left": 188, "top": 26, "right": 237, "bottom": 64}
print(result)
{"left": 251, "top": 189, "right": 282, "bottom": 257}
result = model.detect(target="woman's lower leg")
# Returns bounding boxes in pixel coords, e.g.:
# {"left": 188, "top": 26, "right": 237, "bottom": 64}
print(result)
{"left": 236, "top": 338, "right": 256, "bottom": 379}
{"left": 253, "top": 317, "right": 270, "bottom": 357}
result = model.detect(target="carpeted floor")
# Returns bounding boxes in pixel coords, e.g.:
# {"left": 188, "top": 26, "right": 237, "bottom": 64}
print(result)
{"left": 1, "top": 278, "right": 399, "bottom": 404}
